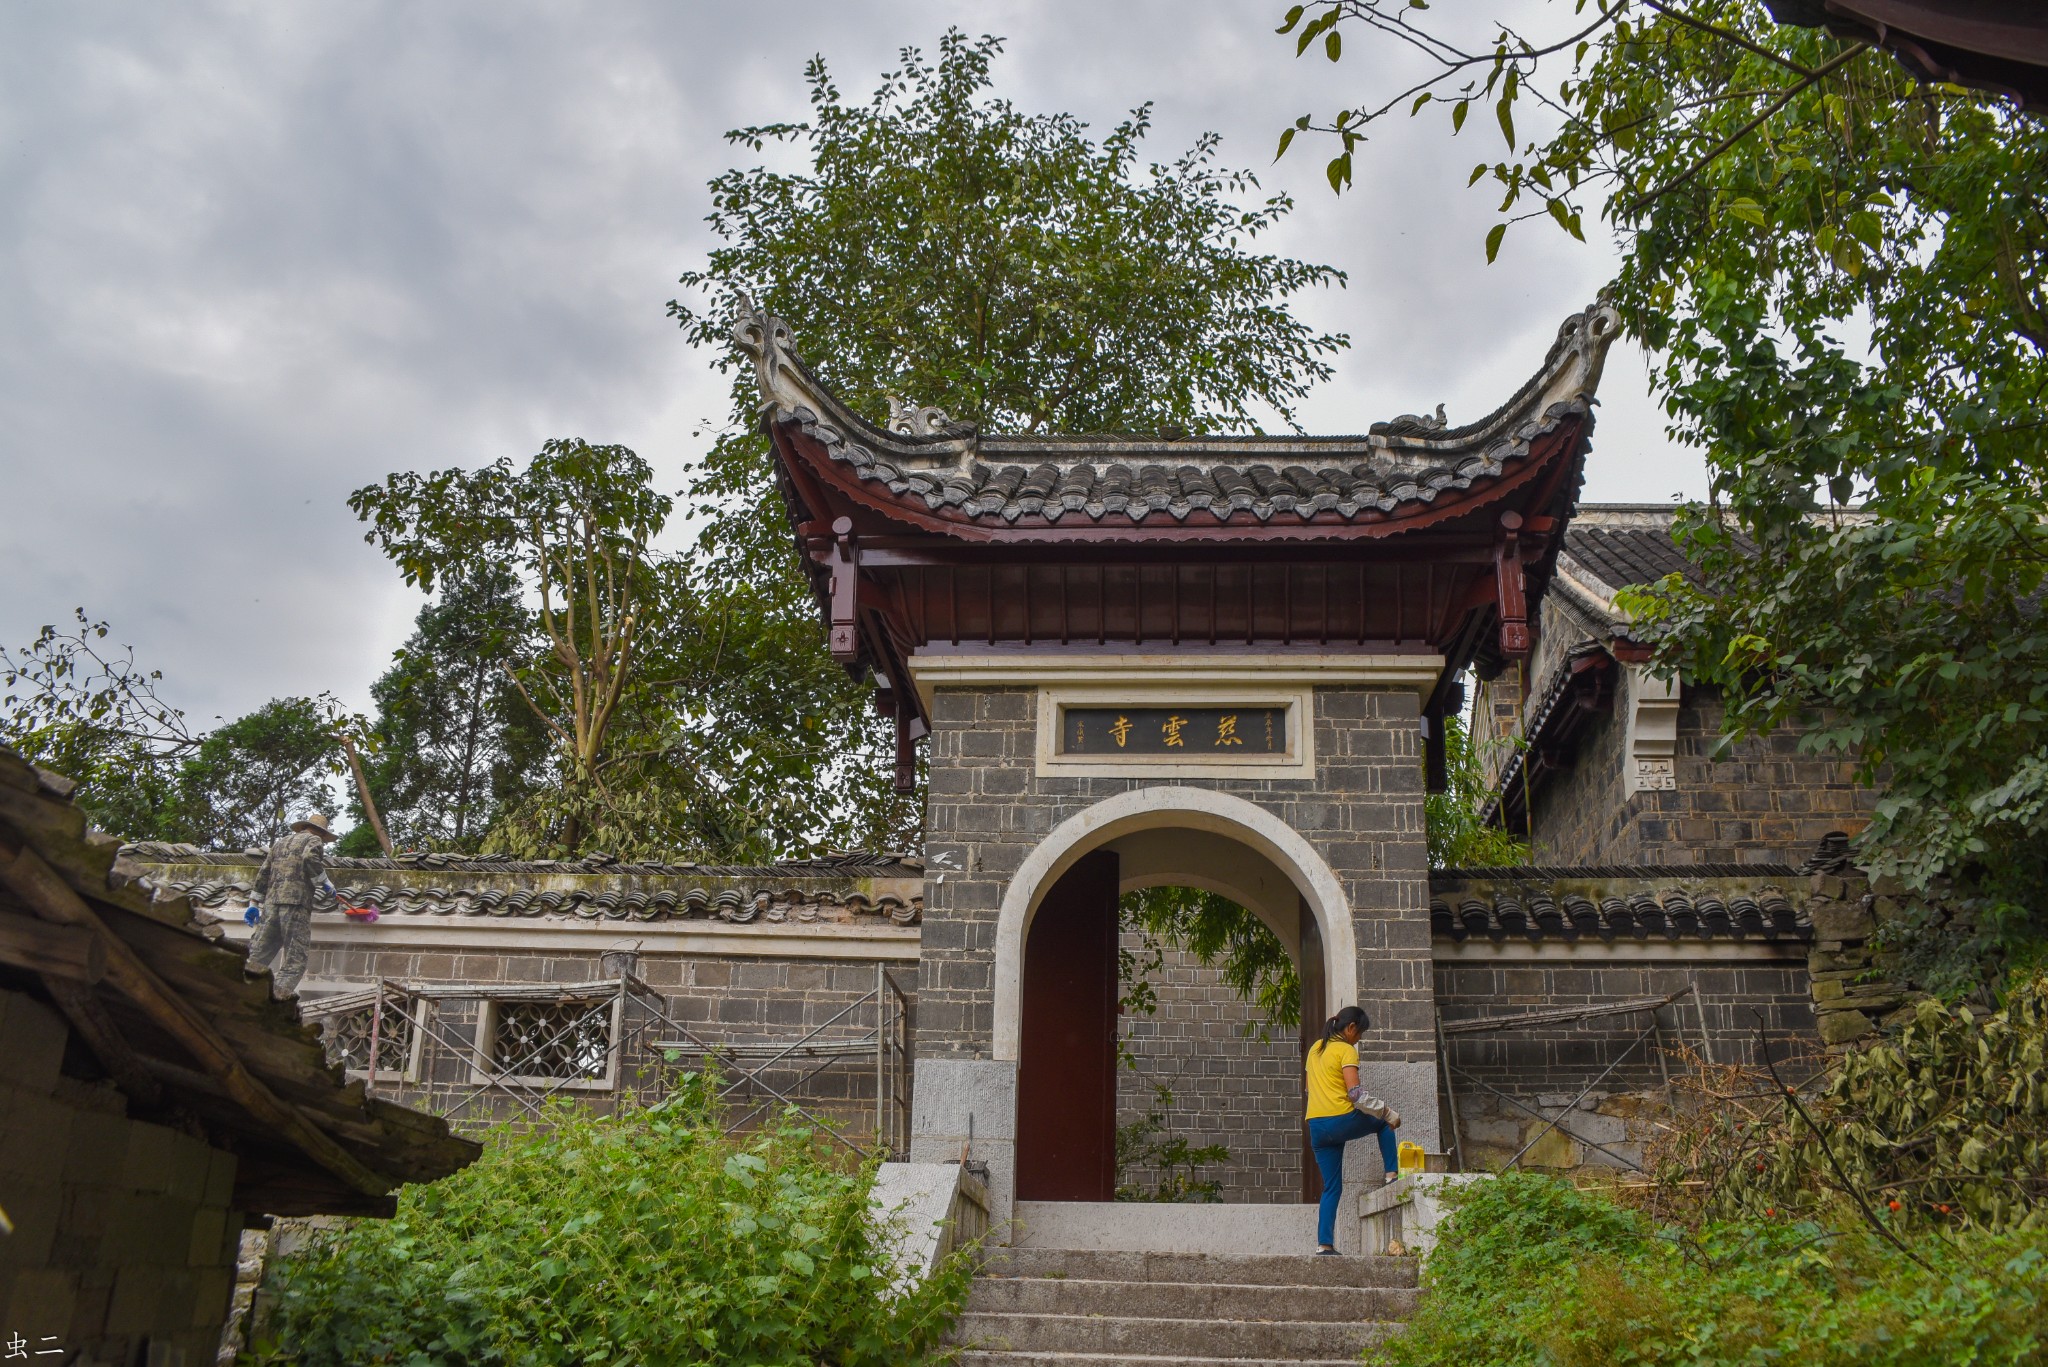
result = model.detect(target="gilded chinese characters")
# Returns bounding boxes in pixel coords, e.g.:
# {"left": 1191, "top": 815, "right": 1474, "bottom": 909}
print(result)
{"left": 1060, "top": 707, "right": 1286, "bottom": 757}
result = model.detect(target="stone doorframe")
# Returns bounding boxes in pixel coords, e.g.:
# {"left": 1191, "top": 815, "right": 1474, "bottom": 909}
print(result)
{"left": 991, "top": 785, "right": 1359, "bottom": 1063}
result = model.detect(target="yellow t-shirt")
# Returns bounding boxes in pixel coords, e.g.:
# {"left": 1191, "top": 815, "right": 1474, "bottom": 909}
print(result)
{"left": 1305, "top": 1038, "right": 1359, "bottom": 1120}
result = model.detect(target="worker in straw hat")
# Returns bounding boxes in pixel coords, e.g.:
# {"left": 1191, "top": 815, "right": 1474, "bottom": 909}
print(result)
{"left": 244, "top": 812, "right": 339, "bottom": 1000}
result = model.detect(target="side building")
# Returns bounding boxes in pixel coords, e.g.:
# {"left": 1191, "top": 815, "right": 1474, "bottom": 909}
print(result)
{"left": 1475, "top": 505, "right": 1879, "bottom": 866}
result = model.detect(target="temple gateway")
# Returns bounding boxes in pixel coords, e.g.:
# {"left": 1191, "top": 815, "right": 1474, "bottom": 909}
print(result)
{"left": 733, "top": 294, "right": 1806, "bottom": 1230}
{"left": 131, "top": 297, "right": 1848, "bottom": 1256}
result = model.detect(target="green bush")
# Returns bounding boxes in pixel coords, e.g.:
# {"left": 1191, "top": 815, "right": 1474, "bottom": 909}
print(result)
{"left": 1388, "top": 1172, "right": 2048, "bottom": 1367}
{"left": 1710, "top": 972, "right": 2048, "bottom": 1232}
{"left": 249, "top": 1092, "right": 973, "bottom": 1366}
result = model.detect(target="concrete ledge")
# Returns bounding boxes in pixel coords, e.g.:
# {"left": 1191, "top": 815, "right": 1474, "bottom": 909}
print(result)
{"left": 873, "top": 1161, "right": 991, "bottom": 1289}
{"left": 1013, "top": 1200, "right": 1317, "bottom": 1255}
{"left": 1357, "top": 1173, "right": 1488, "bottom": 1260}
{"left": 214, "top": 917, "right": 920, "bottom": 961}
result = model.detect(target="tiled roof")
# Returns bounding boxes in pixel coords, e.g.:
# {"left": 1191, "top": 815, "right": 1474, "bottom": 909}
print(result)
{"left": 117, "top": 842, "right": 921, "bottom": 878}
{"left": 1429, "top": 868, "right": 1810, "bottom": 943}
{"left": 2, "top": 750, "right": 478, "bottom": 1217}
{"left": 737, "top": 300, "right": 1622, "bottom": 531}
{"left": 1563, "top": 523, "right": 1702, "bottom": 591}
{"left": 777, "top": 403, "right": 1593, "bottom": 527}
{"left": 120, "top": 844, "right": 924, "bottom": 926}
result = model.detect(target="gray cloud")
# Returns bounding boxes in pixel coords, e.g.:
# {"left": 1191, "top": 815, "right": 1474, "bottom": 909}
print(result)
{"left": 0, "top": 1, "right": 1701, "bottom": 730}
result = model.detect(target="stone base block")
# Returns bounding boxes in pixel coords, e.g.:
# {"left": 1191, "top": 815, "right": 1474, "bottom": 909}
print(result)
{"left": 908, "top": 1057, "right": 1018, "bottom": 1232}
{"left": 1356, "top": 1060, "right": 1441, "bottom": 1152}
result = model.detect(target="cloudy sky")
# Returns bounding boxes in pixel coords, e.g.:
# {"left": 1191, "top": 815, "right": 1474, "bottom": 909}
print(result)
{"left": 1, "top": 2, "right": 1705, "bottom": 730}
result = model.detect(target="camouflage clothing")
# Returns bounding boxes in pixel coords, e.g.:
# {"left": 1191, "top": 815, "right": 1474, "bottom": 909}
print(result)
{"left": 247, "top": 901, "right": 312, "bottom": 999}
{"left": 253, "top": 829, "right": 329, "bottom": 909}
{"left": 248, "top": 829, "right": 329, "bottom": 998}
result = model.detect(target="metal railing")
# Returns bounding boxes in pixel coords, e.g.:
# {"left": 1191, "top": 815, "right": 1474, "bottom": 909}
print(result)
{"left": 1434, "top": 979, "right": 1715, "bottom": 1172}
{"left": 305, "top": 966, "right": 913, "bottom": 1155}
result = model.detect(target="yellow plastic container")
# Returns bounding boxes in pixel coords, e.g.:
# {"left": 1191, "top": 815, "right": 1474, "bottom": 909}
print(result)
{"left": 1398, "top": 1140, "right": 1427, "bottom": 1174}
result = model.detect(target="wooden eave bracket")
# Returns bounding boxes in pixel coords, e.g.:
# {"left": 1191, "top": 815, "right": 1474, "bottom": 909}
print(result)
{"left": 1495, "top": 511, "right": 1531, "bottom": 657}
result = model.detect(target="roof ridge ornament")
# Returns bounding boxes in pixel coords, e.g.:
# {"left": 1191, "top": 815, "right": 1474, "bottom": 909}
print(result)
{"left": 887, "top": 395, "right": 978, "bottom": 439}
{"left": 730, "top": 293, "right": 806, "bottom": 417}
{"left": 1375, "top": 403, "right": 1449, "bottom": 437}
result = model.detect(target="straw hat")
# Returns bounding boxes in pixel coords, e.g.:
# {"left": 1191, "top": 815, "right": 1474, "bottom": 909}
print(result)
{"left": 291, "top": 812, "right": 338, "bottom": 841}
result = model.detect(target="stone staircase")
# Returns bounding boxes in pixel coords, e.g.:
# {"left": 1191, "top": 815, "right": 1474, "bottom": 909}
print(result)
{"left": 949, "top": 1247, "right": 1420, "bottom": 1366}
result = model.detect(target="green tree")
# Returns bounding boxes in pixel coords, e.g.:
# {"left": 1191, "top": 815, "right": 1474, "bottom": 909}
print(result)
{"left": 1276, "top": 2, "right": 2048, "bottom": 977}
{"left": 338, "top": 566, "right": 550, "bottom": 855}
{"left": 174, "top": 696, "right": 338, "bottom": 848}
{"left": 348, "top": 441, "right": 902, "bottom": 862}
{"left": 1430, "top": 712, "right": 1530, "bottom": 869}
{"left": 351, "top": 438, "right": 671, "bottom": 856}
{"left": 668, "top": 29, "right": 1351, "bottom": 855}
{"left": 1, "top": 610, "right": 198, "bottom": 840}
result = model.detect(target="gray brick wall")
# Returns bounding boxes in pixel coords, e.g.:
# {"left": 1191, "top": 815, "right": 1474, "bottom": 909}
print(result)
{"left": 1116, "top": 940, "right": 1304, "bottom": 1205}
{"left": 0, "top": 990, "right": 242, "bottom": 1367}
{"left": 921, "top": 685, "right": 1435, "bottom": 1071}
{"left": 300, "top": 941, "right": 918, "bottom": 1136}
{"left": 1530, "top": 687, "right": 1877, "bottom": 866}
{"left": 1434, "top": 956, "right": 1816, "bottom": 1103}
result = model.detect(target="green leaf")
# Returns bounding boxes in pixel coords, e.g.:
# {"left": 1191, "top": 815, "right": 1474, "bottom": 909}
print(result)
{"left": 1727, "top": 196, "right": 1768, "bottom": 227}
{"left": 1327, "top": 152, "right": 1351, "bottom": 193}
{"left": 1485, "top": 222, "right": 1507, "bottom": 263}
{"left": 1452, "top": 99, "right": 1469, "bottom": 132}
{"left": 1276, "top": 127, "right": 1296, "bottom": 160}
{"left": 1325, "top": 28, "right": 1342, "bottom": 61}
{"left": 1277, "top": 3, "right": 1305, "bottom": 33}
{"left": 1496, "top": 95, "right": 1515, "bottom": 149}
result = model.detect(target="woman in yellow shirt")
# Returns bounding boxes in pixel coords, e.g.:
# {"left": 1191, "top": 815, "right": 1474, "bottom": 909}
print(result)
{"left": 1305, "top": 1005, "right": 1401, "bottom": 1254}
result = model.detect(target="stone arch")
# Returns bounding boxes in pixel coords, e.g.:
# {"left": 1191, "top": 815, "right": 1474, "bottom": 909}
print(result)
{"left": 992, "top": 786, "right": 1358, "bottom": 1062}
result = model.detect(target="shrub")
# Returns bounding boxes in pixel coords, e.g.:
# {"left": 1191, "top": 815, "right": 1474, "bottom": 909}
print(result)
{"left": 1387, "top": 1172, "right": 2048, "bottom": 1367}
{"left": 1696, "top": 971, "right": 2048, "bottom": 1233}
{"left": 248, "top": 1092, "right": 973, "bottom": 1365}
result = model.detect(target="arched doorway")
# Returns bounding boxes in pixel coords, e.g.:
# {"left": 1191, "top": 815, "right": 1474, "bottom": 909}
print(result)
{"left": 998, "top": 788, "right": 1358, "bottom": 1202}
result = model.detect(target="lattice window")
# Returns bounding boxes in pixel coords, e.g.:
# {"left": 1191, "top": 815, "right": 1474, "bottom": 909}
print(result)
{"left": 487, "top": 997, "right": 617, "bottom": 1084}
{"left": 318, "top": 997, "right": 419, "bottom": 1080}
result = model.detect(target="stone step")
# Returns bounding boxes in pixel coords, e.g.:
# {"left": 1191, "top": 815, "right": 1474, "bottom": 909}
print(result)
{"left": 967, "top": 1274, "right": 1418, "bottom": 1323}
{"left": 955, "top": 1354, "right": 1368, "bottom": 1367}
{"left": 952, "top": 1311, "right": 1396, "bottom": 1360}
{"left": 986, "top": 1247, "right": 1419, "bottom": 1289}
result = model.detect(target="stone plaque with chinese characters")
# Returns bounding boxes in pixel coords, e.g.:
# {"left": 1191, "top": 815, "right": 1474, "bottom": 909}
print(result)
{"left": 1059, "top": 707, "right": 1286, "bottom": 756}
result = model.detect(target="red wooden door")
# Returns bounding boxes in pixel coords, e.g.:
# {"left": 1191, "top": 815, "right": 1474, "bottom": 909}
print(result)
{"left": 1016, "top": 850, "right": 1120, "bottom": 1202}
{"left": 1298, "top": 895, "right": 1327, "bottom": 1203}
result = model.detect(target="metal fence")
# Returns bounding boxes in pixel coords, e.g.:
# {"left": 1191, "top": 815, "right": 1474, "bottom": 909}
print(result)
{"left": 303, "top": 966, "right": 912, "bottom": 1156}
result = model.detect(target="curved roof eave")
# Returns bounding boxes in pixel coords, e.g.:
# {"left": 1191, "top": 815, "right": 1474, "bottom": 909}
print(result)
{"left": 734, "top": 299, "right": 1622, "bottom": 542}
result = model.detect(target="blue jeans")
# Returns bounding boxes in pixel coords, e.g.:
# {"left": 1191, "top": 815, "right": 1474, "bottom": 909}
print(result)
{"left": 1308, "top": 1112, "right": 1399, "bottom": 1247}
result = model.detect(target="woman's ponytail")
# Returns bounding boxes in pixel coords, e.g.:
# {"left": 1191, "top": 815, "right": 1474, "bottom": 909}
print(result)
{"left": 1313, "top": 1004, "right": 1370, "bottom": 1056}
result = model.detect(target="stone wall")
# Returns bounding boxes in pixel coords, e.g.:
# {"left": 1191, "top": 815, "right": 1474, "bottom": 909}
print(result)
{"left": 0, "top": 990, "right": 242, "bottom": 1367}
{"left": 1530, "top": 687, "right": 1877, "bottom": 866}
{"left": 921, "top": 685, "right": 1433, "bottom": 1067}
{"left": 1116, "top": 940, "right": 1303, "bottom": 1205}
{"left": 1433, "top": 952, "right": 1818, "bottom": 1168}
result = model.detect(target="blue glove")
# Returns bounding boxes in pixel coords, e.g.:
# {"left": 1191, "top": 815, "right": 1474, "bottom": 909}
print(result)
{"left": 244, "top": 904, "right": 262, "bottom": 926}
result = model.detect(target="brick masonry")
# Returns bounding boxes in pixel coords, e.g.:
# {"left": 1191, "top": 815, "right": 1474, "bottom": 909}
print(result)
{"left": 1433, "top": 953, "right": 1818, "bottom": 1168}
{"left": 296, "top": 939, "right": 918, "bottom": 1136}
{"left": 920, "top": 685, "right": 1435, "bottom": 1071}
{"left": 1529, "top": 687, "right": 1878, "bottom": 866}
{"left": 1116, "top": 940, "right": 1304, "bottom": 1205}
{"left": 0, "top": 989, "right": 242, "bottom": 1367}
